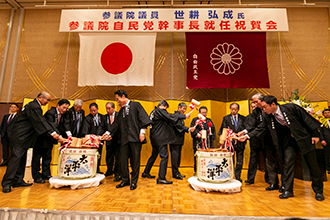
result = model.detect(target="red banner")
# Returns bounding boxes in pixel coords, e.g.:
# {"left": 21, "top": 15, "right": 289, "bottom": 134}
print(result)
{"left": 186, "top": 32, "right": 269, "bottom": 89}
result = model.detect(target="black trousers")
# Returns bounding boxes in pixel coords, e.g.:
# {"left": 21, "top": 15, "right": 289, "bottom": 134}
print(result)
{"left": 282, "top": 143, "right": 323, "bottom": 194}
{"left": 97, "top": 145, "right": 103, "bottom": 173}
{"left": 32, "top": 144, "right": 53, "bottom": 180}
{"left": 144, "top": 144, "right": 169, "bottom": 180}
{"left": 264, "top": 145, "right": 280, "bottom": 186}
{"left": 105, "top": 143, "right": 121, "bottom": 176}
{"left": 193, "top": 147, "right": 197, "bottom": 173}
{"left": 170, "top": 144, "right": 182, "bottom": 176}
{"left": 157, "top": 144, "right": 169, "bottom": 180}
{"left": 120, "top": 142, "right": 142, "bottom": 185}
{"left": 143, "top": 145, "right": 158, "bottom": 174}
{"left": 323, "top": 145, "right": 330, "bottom": 172}
{"left": 1, "top": 146, "right": 27, "bottom": 187}
{"left": 1, "top": 134, "right": 10, "bottom": 164}
{"left": 247, "top": 146, "right": 262, "bottom": 181}
{"left": 234, "top": 148, "right": 244, "bottom": 180}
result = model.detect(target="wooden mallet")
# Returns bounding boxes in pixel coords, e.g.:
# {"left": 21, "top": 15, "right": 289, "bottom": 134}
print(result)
{"left": 188, "top": 99, "right": 201, "bottom": 114}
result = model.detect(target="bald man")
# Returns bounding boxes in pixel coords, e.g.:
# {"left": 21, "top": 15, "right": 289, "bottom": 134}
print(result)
{"left": 1, "top": 91, "right": 65, "bottom": 193}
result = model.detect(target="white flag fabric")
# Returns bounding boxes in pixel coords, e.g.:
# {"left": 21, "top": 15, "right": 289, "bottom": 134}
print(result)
{"left": 78, "top": 33, "right": 156, "bottom": 86}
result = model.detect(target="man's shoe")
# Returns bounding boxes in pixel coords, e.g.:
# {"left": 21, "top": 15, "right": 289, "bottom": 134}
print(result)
{"left": 114, "top": 176, "right": 122, "bottom": 182}
{"left": 34, "top": 178, "right": 45, "bottom": 184}
{"left": 237, "top": 178, "right": 242, "bottom": 182}
{"left": 279, "top": 186, "right": 285, "bottom": 193}
{"left": 97, "top": 171, "right": 104, "bottom": 174}
{"left": 0, "top": 162, "right": 8, "bottom": 167}
{"left": 173, "top": 174, "right": 183, "bottom": 180}
{"left": 12, "top": 181, "right": 33, "bottom": 188}
{"left": 104, "top": 172, "right": 113, "bottom": 177}
{"left": 142, "top": 173, "right": 156, "bottom": 179}
{"left": 2, "top": 186, "right": 11, "bottom": 193}
{"left": 116, "top": 181, "right": 130, "bottom": 188}
{"left": 245, "top": 180, "right": 254, "bottom": 185}
{"left": 43, "top": 175, "right": 52, "bottom": 180}
{"left": 266, "top": 184, "right": 279, "bottom": 191}
{"left": 157, "top": 179, "right": 173, "bottom": 184}
{"left": 315, "top": 193, "right": 325, "bottom": 201}
{"left": 130, "top": 183, "right": 137, "bottom": 190}
{"left": 178, "top": 173, "right": 185, "bottom": 178}
{"left": 279, "top": 191, "right": 294, "bottom": 199}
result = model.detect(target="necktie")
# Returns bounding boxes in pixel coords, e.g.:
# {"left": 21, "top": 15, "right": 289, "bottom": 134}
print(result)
{"left": 110, "top": 114, "right": 114, "bottom": 124}
{"left": 123, "top": 106, "right": 128, "bottom": 118}
{"left": 95, "top": 115, "right": 99, "bottom": 126}
{"left": 234, "top": 116, "right": 237, "bottom": 128}
{"left": 57, "top": 114, "right": 61, "bottom": 125}
{"left": 76, "top": 113, "right": 80, "bottom": 133}
{"left": 274, "top": 113, "right": 287, "bottom": 126}
{"left": 7, "top": 114, "right": 13, "bottom": 124}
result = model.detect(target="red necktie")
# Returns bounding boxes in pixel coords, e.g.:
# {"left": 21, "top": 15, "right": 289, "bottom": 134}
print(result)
{"left": 110, "top": 115, "right": 114, "bottom": 124}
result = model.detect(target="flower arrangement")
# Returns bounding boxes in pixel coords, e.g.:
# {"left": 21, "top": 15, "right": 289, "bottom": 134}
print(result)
{"left": 284, "top": 89, "right": 323, "bottom": 121}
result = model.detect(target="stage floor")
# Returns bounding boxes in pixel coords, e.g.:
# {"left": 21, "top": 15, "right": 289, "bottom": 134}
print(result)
{"left": 1, "top": 165, "right": 330, "bottom": 218}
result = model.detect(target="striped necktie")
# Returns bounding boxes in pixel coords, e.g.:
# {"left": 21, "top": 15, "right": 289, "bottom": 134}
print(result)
{"left": 274, "top": 113, "right": 287, "bottom": 126}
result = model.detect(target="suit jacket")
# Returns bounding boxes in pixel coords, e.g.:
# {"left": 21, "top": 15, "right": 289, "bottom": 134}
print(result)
{"left": 0, "top": 113, "right": 18, "bottom": 138}
{"left": 320, "top": 121, "right": 330, "bottom": 146}
{"left": 35, "top": 107, "right": 69, "bottom": 148}
{"left": 109, "top": 101, "right": 151, "bottom": 146}
{"left": 10, "top": 99, "right": 53, "bottom": 149}
{"left": 190, "top": 117, "right": 216, "bottom": 149}
{"left": 149, "top": 107, "right": 185, "bottom": 147}
{"left": 103, "top": 112, "right": 120, "bottom": 146}
{"left": 81, "top": 113, "right": 105, "bottom": 136}
{"left": 251, "top": 103, "right": 321, "bottom": 158}
{"left": 64, "top": 107, "right": 85, "bottom": 138}
{"left": 172, "top": 110, "right": 189, "bottom": 146}
{"left": 245, "top": 113, "right": 260, "bottom": 149}
{"left": 218, "top": 114, "right": 246, "bottom": 151}
{"left": 244, "top": 107, "right": 273, "bottom": 147}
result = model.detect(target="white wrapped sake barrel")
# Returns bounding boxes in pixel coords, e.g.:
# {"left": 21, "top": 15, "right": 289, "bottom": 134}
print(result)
{"left": 196, "top": 150, "right": 234, "bottom": 183}
{"left": 58, "top": 148, "right": 98, "bottom": 179}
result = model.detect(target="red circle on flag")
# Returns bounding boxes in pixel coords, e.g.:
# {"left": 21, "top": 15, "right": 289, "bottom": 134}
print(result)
{"left": 100, "top": 42, "right": 133, "bottom": 75}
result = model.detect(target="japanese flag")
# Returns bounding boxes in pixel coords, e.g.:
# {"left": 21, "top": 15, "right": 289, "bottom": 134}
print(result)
{"left": 78, "top": 33, "right": 156, "bottom": 86}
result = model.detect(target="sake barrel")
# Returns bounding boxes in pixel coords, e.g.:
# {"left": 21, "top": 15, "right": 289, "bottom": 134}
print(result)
{"left": 196, "top": 150, "right": 233, "bottom": 183}
{"left": 58, "top": 148, "right": 98, "bottom": 179}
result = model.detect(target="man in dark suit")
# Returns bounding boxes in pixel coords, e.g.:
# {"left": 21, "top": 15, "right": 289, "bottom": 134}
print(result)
{"left": 64, "top": 99, "right": 85, "bottom": 138}
{"left": 320, "top": 109, "right": 330, "bottom": 173}
{"left": 142, "top": 100, "right": 190, "bottom": 184}
{"left": 244, "top": 102, "right": 259, "bottom": 184}
{"left": 170, "top": 102, "right": 195, "bottom": 180}
{"left": 219, "top": 103, "right": 246, "bottom": 182}
{"left": 81, "top": 102, "right": 106, "bottom": 174}
{"left": 104, "top": 90, "right": 151, "bottom": 190}
{"left": 103, "top": 102, "right": 121, "bottom": 182}
{"left": 0, "top": 104, "right": 19, "bottom": 166}
{"left": 238, "top": 93, "right": 279, "bottom": 190}
{"left": 1, "top": 91, "right": 65, "bottom": 193}
{"left": 240, "top": 95, "right": 324, "bottom": 201}
{"left": 32, "top": 99, "right": 70, "bottom": 184}
{"left": 190, "top": 106, "right": 216, "bottom": 173}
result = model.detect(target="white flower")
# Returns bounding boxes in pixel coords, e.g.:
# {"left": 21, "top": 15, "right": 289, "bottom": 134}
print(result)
{"left": 210, "top": 43, "right": 243, "bottom": 75}
{"left": 304, "top": 107, "right": 313, "bottom": 113}
{"left": 292, "top": 100, "right": 301, "bottom": 105}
